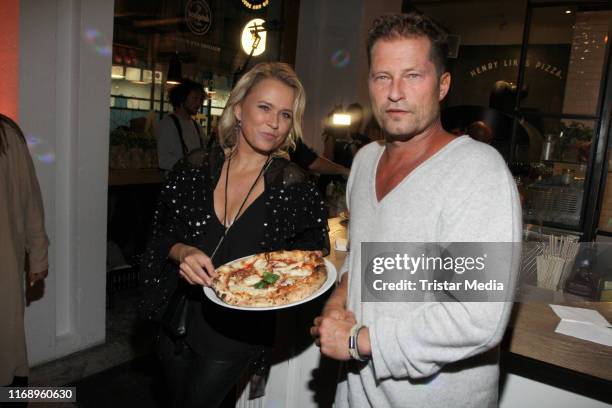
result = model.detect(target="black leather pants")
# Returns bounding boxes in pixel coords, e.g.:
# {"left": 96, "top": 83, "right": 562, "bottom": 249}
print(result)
{"left": 156, "top": 328, "right": 259, "bottom": 408}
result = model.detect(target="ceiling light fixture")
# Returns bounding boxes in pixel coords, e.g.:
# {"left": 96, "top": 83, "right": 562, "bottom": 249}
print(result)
{"left": 167, "top": 53, "right": 182, "bottom": 85}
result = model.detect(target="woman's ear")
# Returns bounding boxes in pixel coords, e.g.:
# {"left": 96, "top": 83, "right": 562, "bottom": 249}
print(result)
{"left": 233, "top": 104, "right": 242, "bottom": 122}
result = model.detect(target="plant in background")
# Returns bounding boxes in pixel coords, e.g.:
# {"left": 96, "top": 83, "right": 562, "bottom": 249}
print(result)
{"left": 110, "top": 127, "right": 156, "bottom": 150}
{"left": 109, "top": 126, "right": 158, "bottom": 169}
{"left": 556, "top": 122, "right": 593, "bottom": 161}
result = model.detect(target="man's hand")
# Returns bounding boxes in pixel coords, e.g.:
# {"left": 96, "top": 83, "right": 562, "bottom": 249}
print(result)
{"left": 310, "top": 271, "right": 356, "bottom": 360}
{"left": 311, "top": 312, "right": 356, "bottom": 361}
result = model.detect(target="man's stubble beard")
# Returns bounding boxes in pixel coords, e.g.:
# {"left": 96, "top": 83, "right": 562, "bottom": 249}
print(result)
{"left": 378, "top": 107, "right": 441, "bottom": 143}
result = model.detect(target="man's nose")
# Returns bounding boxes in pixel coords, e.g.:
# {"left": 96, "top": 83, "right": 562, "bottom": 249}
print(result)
{"left": 388, "top": 78, "right": 405, "bottom": 102}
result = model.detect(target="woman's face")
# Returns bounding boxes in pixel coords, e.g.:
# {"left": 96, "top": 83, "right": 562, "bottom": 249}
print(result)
{"left": 234, "top": 78, "right": 295, "bottom": 154}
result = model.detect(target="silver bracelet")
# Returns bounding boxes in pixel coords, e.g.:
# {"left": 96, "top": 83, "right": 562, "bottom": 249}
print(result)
{"left": 348, "top": 324, "right": 369, "bottom": 362}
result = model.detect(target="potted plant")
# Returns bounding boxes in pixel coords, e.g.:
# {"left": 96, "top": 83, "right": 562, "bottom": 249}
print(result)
{"left": 556, "top": 122, "right": 593, "bottom": 163}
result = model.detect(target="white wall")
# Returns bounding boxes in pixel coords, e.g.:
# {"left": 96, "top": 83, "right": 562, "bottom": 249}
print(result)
{"left": 20, "top": 0, "right": 114, "bottom": 365}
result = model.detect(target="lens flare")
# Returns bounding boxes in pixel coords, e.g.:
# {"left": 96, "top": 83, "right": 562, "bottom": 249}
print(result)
{"left": 330, "top": 50, "right": 350, "bottom": 69}
{"left": 36, "top": 152, "right": 56, "bottom": 164}
{"left": 84, "top": 27, "right": 112, "bottom": 57}
{"left": 26, "top": 135, "right": 41, "bottom": 147}
{"left": 25, "top": 134, "right": 55, "bottom": 164}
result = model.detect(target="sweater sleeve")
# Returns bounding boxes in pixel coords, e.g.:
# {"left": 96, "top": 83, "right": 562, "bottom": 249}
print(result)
{"left": 369, "top": 156, "right": 522, "bottom": 380}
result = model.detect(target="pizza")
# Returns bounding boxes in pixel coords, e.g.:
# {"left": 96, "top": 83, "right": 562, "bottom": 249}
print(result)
{"left": 211, "top": 250, "right": 327, "bottom": 307}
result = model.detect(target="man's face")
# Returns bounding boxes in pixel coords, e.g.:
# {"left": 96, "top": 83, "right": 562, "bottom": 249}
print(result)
{"left": 183, "top": 89, "right": 204, "bottom": 115}
{"left": 368, "top": 36, "right": 450, "bottom": 142}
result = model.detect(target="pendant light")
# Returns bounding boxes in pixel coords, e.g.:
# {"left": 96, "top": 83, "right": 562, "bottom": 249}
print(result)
{"left": 167, "top": 52, "right": 182, "bottom": 85}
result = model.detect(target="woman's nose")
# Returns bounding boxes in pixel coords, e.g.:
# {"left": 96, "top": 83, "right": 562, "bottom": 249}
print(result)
{"left": 267, "top": 113, "right": 279, "bottom": 129}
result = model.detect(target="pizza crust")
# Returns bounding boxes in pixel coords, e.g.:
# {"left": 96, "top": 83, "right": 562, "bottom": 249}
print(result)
{"left": 211, "top": 250, "right": 327, "bottom": 307}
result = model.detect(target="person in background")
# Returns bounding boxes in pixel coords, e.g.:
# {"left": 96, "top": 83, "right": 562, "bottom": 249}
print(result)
{"left": 311, "top": 12, "right": 521, "bottom": 408}
{"left": 466, "top": 120, "right": 493, "bottom": 144}
{"left": 0, "top": 114, "right": 49, "bottom": 395}
{"left": 140, "top": 62, "right": 329, "bottom": 408}
{"left": 364, "top": 116, "right": 384, "bottom": 141}
{"left": 345, "top": 102, "right": 371, "bottom": 155}
{"left": 322, "top": 103, "right": 370, "bottom": 169}
{"left": 156, "top": 79, "right": 206, "bottom": 172}
{"left": 289, "top": 138, "right": 350, "bottom": 178}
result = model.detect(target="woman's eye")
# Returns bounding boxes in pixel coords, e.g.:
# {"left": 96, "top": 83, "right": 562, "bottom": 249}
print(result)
{"left": 281, "top": 112, "right": 292, "bottom": 120}
{"left": 259, "top": 105, "right": 270, "bottom": 111}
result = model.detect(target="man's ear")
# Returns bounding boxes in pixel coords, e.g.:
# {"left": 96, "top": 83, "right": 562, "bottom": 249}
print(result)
{"left": 233, "top": 103, "right": 242, "bottom": 121}
{"left": 439, "top": 72, "right": 451, "bottom": 101}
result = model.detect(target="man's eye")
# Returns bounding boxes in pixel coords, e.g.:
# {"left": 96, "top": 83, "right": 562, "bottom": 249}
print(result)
{"left": 375, "top": 75, "right": 389, "bottom": 81}
{"left": 407, "top": 73, "right": 420, "bottom": 79}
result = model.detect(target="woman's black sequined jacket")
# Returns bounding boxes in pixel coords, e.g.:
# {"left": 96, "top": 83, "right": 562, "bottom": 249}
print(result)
{"left": 139, "top": 148, "right": 330, "bottom": 320}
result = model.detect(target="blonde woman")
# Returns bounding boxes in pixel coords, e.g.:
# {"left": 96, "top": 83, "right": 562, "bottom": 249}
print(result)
{"left": 140, "top": 63, "right": 329, "bottom": 407}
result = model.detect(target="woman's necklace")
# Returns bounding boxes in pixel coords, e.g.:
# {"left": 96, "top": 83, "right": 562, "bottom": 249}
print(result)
{"left": 209, "top": 155, "right": 272, "bottom": 261}
{"left": 223, "top": 155, "right": 272, "bottom": 228}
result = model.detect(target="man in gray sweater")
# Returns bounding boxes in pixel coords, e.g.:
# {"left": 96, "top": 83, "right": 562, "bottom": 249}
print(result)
{"left": 311, "top": 13, "right": 522, "bottom": 407}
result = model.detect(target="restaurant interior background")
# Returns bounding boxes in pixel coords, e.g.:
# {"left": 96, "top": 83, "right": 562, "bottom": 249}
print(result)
{"left": 4, "top": 0, "right": 611, "bottom": 406}
{"left": 107, "top": 0, "right": 612, "bottom": 251}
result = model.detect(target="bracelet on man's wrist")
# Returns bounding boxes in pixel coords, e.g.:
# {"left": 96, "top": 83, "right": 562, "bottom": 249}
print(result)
{"left": 348, "top": 324, "right": 369, "bottom": 362}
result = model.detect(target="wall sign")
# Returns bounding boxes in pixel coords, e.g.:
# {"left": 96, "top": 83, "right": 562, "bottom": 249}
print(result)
{"left": 242, "top": 0, "right": 270, "bottom": 10}
{"left": 447, "top": 45, "right": 571, "bottom": 113}
{"left": 185, "top": 0, "right": 212, "bottom": 36}
{"left": 468, "top": 59, "right": 563, "bottom": 79}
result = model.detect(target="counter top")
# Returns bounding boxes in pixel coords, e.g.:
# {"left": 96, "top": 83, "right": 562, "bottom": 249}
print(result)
{"left": 325, "top": 218, "right": 612, "bottom": 382}
{"left": 508, "top": 300, "right": 612, "bottom": 381}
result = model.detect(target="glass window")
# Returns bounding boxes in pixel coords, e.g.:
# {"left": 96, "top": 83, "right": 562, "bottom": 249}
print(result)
{"left": 520, "top": 7, "right": 610, "bottom": 116}
{"left": 513, "top": 117, "right": 596, "bottom": 229}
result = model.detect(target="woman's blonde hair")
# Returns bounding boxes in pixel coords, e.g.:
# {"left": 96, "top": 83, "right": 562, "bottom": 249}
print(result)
{"left": 218, "top": 62, "right": 306, "bottom": 154}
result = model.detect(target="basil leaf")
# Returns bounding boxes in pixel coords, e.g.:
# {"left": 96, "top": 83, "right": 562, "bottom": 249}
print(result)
{"left": 254, "top": 281, "right": 266, "bottom": 289}
{"left": 263, "top": 272, "right": 280, "bottom": 284}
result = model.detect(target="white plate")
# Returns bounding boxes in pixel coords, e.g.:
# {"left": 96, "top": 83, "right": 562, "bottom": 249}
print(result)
{"left": 203, "top": 257, "right": 337, "bottom": 311}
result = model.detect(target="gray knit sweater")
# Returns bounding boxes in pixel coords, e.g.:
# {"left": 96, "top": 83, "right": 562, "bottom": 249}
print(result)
{"left": 335, "top": 136, "right": 522, "bottom": 408}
